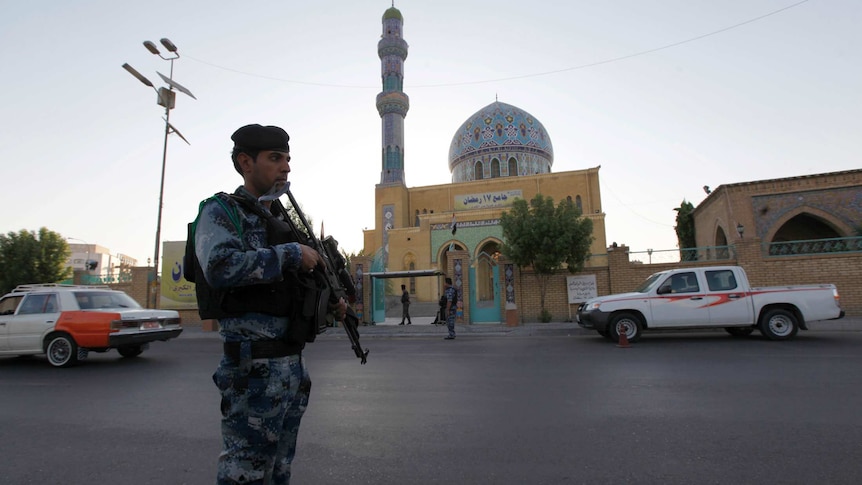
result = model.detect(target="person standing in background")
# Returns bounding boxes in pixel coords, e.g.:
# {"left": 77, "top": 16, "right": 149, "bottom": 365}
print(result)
{"left": 399, "top": 284, "right": 412, "bottom": 325}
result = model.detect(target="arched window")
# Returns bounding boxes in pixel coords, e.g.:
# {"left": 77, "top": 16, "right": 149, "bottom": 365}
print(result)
{"left": 714, "top": 226, "right": 730, "bottom": 259}
{"left": 490, "top": 158, "right": 501, "bottom": 178}
{"left": 474, "top": 161, "right": 484, "bottom": 180}
{"left": 415, "top": 209, "right": 420, "bottom": 227}
{"left": 575, "top": 195, "right": 582, "bottom": 211}
{"left": 508, "top": 157, "right": 518, "bottom": 176}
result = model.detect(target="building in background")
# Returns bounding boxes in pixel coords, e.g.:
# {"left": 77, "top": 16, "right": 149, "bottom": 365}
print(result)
{"left": 357, "top": 6, "right": 608, "bottom": 324}
{"left": 66, "top": 243, "right": 137, "bottom": 283}
{"left": 693, "top": 169, "right": 862, "bottom": 253}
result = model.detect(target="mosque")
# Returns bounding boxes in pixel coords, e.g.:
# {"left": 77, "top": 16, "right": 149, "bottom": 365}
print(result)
{"left": 353, "top": 5, "right": 608, "bottom": 324}
{"left": 156, "top": 5, "right": 862, "bottom": 323}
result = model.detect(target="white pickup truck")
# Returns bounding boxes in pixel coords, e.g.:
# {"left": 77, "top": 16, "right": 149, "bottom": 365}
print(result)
{"left": 577, "top": 265, "right": 844, "bottom": 342}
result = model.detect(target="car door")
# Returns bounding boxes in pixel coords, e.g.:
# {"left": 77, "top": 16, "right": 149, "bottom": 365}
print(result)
{"left": 705, "top": 269, "right": 755, "bottom": 325}
{"left": 7, "top": 293, "right": 60, "bottom": 353}
{"left": 0, "top": 294, "right": 25, "bottom": 351}
{"left": 649, "top": 271, "right": 711, "bottom": 327}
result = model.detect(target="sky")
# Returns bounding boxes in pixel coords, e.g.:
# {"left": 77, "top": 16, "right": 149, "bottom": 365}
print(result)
{"left": 1, "top": 0, "right": 859, "bottom": 271}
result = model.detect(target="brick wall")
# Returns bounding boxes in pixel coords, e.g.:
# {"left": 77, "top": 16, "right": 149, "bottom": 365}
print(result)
{"left": 111, "top": 239, "right": 860, "bottom": 328}
{"left": 512, "top": 240, "right": 860, "bottom": 323}
{"left": 103, "top": 267, "right": 159, "bottom": 311}
{"left": 739, "top": 244, "right": 861, "bottom": 316}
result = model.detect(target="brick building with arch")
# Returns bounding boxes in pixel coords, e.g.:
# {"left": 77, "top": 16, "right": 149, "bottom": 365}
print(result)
{"left": 692, "top": 169, "right": 861, "bottom": 250}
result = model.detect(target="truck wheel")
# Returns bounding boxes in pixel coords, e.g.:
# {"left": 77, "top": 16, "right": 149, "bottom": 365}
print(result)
{"left": 759, "top": 309, "right": 799, "bottom": 340}
{"left": 45, "top": 333, "right": 79, "bottom": 368}
{"left": 725, "top": 327, "right": 754, "bottom": 337}
{"left": 609, "top": 313, "right": 643, "bottom": 343}
{"left": 117, "top": 345, "right": 144, "bottom": 358}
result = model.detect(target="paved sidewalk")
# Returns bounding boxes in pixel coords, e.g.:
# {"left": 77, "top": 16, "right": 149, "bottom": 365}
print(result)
{"left": 178, "top": 315, "right": 860, "bottom": 340}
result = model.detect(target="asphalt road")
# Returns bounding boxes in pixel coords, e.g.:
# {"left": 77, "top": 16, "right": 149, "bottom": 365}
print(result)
{"left": 1, "top": 327, "right": 861, "bottom": 484}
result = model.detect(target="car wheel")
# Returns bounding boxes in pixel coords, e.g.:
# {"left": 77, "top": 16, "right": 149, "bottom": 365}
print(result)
{"left": 609, "top": 313, "right": 643, "bottom": 343}
{"left": 117, "top": 345, "right": 144, "bottom": 358}
{"left": 45, "top": 333, "right": 79, "bottom": 368}
{"left": 759, "top": 309, "right": 799, "bottom": 340}
{"left": 725, "top": 327, "right": 755, "bottom": 337}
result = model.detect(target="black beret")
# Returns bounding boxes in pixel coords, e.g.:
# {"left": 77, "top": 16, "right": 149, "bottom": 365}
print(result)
{"left": 231, "top": 124, "right": 290, "bottom": 152}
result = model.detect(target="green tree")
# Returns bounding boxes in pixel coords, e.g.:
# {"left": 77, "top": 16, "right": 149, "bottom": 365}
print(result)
{"left": 500, "top": 194, "right": 593, "bottom": 321}
{"left": 674, "top": 200, "right": 697, "bottom": 261}
{"left": 0, "top": 228, "right": 71, "bottom": 294}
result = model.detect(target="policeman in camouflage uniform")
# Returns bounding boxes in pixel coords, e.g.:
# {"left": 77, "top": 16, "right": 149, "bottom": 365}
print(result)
{"left": 194, "top": 124, "right": 345, "bottom": 484}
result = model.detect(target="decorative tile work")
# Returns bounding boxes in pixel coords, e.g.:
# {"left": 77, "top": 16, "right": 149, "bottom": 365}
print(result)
{"left": 448, "top": 101, "right": 553, "bottom": 183}
{"left": 381, "top": 204, "right": 394, "bottom": 269}
{"left": 430, "top": 222, "right": 503, "bottom": 263}
{"left": 752, "top": 187, "right": 862, "bottom": 238}
{"left": 453, "top": 258, "right": 464, "bottom": 319}
{"left": 505, "top": 263, "right": 515, "bottom": 304}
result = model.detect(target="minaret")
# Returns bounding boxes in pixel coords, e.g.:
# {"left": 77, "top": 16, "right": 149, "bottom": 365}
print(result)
{"left": 376, "top": 4, "right": 409, "bottom": 185}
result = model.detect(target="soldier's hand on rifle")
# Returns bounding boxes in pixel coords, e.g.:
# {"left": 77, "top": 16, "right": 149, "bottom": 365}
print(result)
{"left": 298, "top": 245, "right": 324, "bottom": 273}
{"left": 329, "top": 297, "right": 347, "bottom": 321}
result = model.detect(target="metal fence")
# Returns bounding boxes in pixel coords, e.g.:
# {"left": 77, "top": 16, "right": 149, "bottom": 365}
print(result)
{"left": 625, "top": 236, "right": 862, "bottom": 264}
{"left": 763, "top": 236, "right": 862, "bottom": 257}
{"left": 627, "top": 246, "right": 736, "bottom": 264}
{"left": 60, "top": 272, "right": 134, "bottom": 285}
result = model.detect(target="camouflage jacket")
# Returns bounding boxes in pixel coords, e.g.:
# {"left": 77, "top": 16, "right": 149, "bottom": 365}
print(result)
{"left": 194, "top": 186, "right": 303, "bottom": 342}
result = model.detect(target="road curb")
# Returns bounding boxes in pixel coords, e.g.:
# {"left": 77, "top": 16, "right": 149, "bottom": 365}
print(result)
{"left": 178, "top": 316, "right": 860, "bottom": 340}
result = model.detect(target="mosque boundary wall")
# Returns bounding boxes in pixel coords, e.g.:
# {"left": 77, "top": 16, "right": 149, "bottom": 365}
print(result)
{"left": 514, "top": 239, "right": 861, "bottom": 322}
{"left": 101, "top": 238, "right": 860, "bottom": 328}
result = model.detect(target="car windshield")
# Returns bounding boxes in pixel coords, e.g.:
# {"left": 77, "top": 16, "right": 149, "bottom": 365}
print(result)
{"left": 74, "top": 291, "right": 142, "bottom": 310}
{"left": 633, "top": 273, "right": 665, "bottom": 293}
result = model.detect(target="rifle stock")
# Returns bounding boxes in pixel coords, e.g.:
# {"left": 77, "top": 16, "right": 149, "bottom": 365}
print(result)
{"left": 284, "top": 189, "right": 369, "bottom": 364}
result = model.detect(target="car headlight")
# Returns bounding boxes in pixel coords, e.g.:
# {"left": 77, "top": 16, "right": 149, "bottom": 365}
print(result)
{"left": 583, "top": 301, "right": 601, "bottom": 312}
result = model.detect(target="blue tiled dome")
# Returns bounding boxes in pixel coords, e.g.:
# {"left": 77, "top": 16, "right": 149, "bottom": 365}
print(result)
{"left": 448, "top": 101, "right": 553, "bottom": 178}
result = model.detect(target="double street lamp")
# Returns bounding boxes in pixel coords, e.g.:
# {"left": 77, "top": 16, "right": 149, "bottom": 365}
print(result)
{"left": 123, "top": 38, "right": 195, "bottom": 308}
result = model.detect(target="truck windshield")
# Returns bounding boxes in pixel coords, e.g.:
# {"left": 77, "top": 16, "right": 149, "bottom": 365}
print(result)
{"left": 633, "top": 273, "right": 664, "bottom": 293}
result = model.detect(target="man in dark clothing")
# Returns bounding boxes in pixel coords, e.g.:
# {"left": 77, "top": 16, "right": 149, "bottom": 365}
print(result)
{"left": 399, "top": 284, "right": 412, "bottom": 325}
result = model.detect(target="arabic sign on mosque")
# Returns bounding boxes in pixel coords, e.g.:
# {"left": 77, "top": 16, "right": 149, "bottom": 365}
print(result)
{"left": 455, "top": 189, "right": 522, "bottom": 210}
{"left": 566, "top": 275, "right": 598, "bottom": 304}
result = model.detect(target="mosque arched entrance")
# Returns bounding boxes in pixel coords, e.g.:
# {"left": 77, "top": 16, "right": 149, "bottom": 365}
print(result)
{"left": 470, "top": 240, "right": 502, "bottom": 323}
{"left": 770, "top": 213, "right": 843, "bottom": 242}
{"left": 439, "top": 242, "right": 465, "bottom": 282}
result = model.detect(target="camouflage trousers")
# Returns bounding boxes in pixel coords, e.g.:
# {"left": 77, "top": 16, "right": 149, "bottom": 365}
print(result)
{"left": 213, "top": 353, "right": 310, "bottom": 484}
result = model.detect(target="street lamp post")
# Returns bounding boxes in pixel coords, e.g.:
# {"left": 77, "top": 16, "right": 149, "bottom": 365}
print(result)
{"left": 123, "top": 38, "right": 195, "bottom": 307}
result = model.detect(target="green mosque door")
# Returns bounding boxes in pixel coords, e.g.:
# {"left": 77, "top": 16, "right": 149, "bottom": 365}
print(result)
{"left": 470, "top": 252, "right": 501, "bottom": 323}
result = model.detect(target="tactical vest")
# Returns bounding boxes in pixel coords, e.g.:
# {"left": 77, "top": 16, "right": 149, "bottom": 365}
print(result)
{"left": 186, "top": 194, "right": 327, "bottom": 343}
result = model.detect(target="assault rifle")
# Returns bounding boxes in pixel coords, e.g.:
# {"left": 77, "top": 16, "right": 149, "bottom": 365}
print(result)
{"left": 279, "top": 188, "right": 369, "bottom": 364}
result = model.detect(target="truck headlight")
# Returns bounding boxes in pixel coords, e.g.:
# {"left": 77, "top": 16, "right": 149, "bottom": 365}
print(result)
{"left": 583, "top": 301, "right": 600, "bottom": 312}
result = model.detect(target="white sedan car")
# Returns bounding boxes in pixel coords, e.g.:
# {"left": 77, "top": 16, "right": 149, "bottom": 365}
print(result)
{"left": 0, "top": 284, "right": 182, "bottom": 367}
